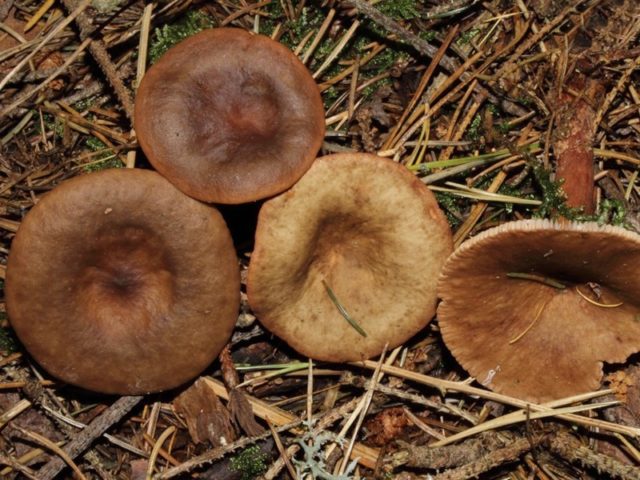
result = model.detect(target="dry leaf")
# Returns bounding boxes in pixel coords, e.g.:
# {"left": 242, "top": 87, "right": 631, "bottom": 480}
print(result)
{"left": 173, "top": 378, "right": 235, "bottom": 446}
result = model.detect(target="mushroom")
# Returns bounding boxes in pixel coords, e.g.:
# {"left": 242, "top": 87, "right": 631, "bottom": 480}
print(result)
{"left": 134, "top": 27, "right": 325, "bottom": 205}
{"left": 437, "top": 219, "right": 640, "bottom": 402}
{"left": 6, "top": 169, "right": 240, "bottom": 394}
{"left": 437, "top": 68, "right": 640, "bottom": 401}
{"left": 247, "top": 153, "right": 453, "bottom": 362}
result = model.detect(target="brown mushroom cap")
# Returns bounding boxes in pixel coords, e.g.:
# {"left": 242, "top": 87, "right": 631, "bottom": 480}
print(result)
{"left": 134, "top": 27, "right": 325, "bottom": 204}
{"left": 437, "top": 219, "right": 640, "bottom": 402}
{"left": 6, "top": 169, "right": 240, "bottom": 394}
{"left": 247, "top": 153, "right": 453, "bottom": 362}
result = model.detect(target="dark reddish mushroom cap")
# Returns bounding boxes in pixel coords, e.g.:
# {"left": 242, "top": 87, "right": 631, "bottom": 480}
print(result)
{"left": 247, "top": 153, "right": 453, "bottom": 362}
{"left": 6, "top": 169, "right": 240, "bottom": 394}
{"left": 437, "top": 219, "right": 640, "bottom": 402}
{"left": 134, "top": 27, "right": 325, "bottom": 204}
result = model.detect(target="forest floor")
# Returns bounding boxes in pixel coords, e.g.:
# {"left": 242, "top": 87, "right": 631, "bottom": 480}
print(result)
{"left": 1, "top": 0, "right": 640, "bottom": 479}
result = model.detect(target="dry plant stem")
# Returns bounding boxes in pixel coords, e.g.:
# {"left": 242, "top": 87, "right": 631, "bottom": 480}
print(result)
{"left": 383, "top": 25, "right": 459, "bottom": 150}
{"left": 0, "top": 398, "right": 31, "bottom": 429}
{"left": 155, "top": 418, "right": 305, "bottom": 479}
{"left": 392, "top": 432, "right": 520, "bottom": 469}
{"left": 341, "top": 0, "right": 522, "bottom": 115}
{"left": 548, "top": 432, "right": 640, "bottom": 480}
{"left": 594, "top": 54, "right": 640, "bottom": 130}
{"left": 12, "top": 425, "right": 88, "bottom": 480}
{"left": 37, "top": 395, "right": 142, "bottom": 480}
{"left": 392, "top": 432, "right": 536, "bottom": 474}
{"left": 342, "top": 0, "right": 454, "bottom": 69}
{"left": 263, "top": 443, "right": 300, "bottom": 480}
{"left": 492, "top": 0, "right": 589, "bottom": 82}
{"left": 356, "top": 361, "right": 640, "bottom": 438}
{"left": 61, "top": 0, "right": 135, "bottom": 121}
{"left": 147, "top": 426, "right": 176, "bottom": 480}
{"left": 267, "top": 421, "right": 297, "bottom": 480}
{"left": 0, "top": 0, "right": 91, "bottom": 92}
{"left": 339, "top": 348, "right": 386, "bottom": 474}
{"left": 0, "top": 453, "right": 40, "bottom": 480}
{"left": 431, "top": 436, "right": 535, "bottom": 480}
{"left": 342, "top": 373, "right": 478, "bottom": 423}
{"left": 158, "top": 378, "right": 379, "bottom": 478}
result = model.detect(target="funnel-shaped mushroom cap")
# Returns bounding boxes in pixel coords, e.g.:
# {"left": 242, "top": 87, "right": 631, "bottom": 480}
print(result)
{"left": 438, "top": 219, "right": 640, "bottom": 402}
{"left": 134, "top": 27, "right": 325, "bottom": 205}
{"left": 247, "top": 153, "right": 453, "bottom": 362}
{"left": 6, "top": 169, "right": 240, "bottom": 394}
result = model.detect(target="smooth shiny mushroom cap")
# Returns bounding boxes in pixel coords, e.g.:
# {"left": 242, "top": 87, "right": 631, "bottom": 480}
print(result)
{"left": 134, "top": 27, "right": 325, "bottom": 204}
{"left": 247, "top": 153, "right": 453, "bottom": 362}
{"left": 6, "top": 169, "right": 240, "bottom": 394}
{"left": 437, "top": 219, "right": 640, "bottom": 402}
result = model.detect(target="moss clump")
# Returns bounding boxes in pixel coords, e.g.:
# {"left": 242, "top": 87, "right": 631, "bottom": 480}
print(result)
{"left": 0, "top": 322, "right": 19, "bottom": 355}
{"left": 82, "top": 138, "right": 122, "bottom": 172}
{"left": 530, "top": 161, "right": 579, "bottom": 219}
{"left": 457, "top": 28, "right": 480, "bottom": 45}
{"left": 574, "top": 198, "right": 628, "bottom": 227}
{"left": 466, "top": 113, "right": 483, "bottom": 142}
{"left": 229, "top": 445, "right": 268, "bottom": 480}
{"left": 435, "top": 192, "right": 463, "bottom": 228}
{"left": 149, "top": 10, "right": 214, "bottom": 64}
{"left": 377, "top": 0, "right": 420, "bottom": 20}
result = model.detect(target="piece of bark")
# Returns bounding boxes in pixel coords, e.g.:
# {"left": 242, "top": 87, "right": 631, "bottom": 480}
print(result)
{"left": 552, "top": 77, "right": 603, "bottom": 214}
{"left": 229, "top": 389, "right": 264, "bottom": 437}
{"left": 173, "top": 378, "right": 236, "bottom": 446}
{"left": 220, "top": 345, "right": 264, "bottom": 437}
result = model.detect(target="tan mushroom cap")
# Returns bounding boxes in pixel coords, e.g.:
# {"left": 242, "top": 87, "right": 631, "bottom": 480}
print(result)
{"left": 437, "top": 219, "right": 640, "bottom": 402}
{"left": 6, "top": 169, "right": 240, "bottom": 394}
{"left": 247, "top": 153, "right": 453, "bottom": 362}
{"left": 134, "top": 27, "right": 325, "bottom": 204}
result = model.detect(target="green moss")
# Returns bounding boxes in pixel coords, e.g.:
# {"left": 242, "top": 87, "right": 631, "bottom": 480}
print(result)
{"left": 360, "top": 77, "right": 392, "bottom": 99}
{"left": 72, "top": 96, "right": 98, "bottom": 112}
{"left": 497, "top": 120, "right": 512, "bottom": 134}
{"left": 377, "top": 0, "right": 420, "bottom": 20}
{"left": 420, "top": 30, "right": 437, "bottom": 42}
{"left": 0, "top": 323, "right": 19, "bottom": 355}
{"left": 82, "top": 138, "right": 122, "bottom": 172}
{"left": 575, "top": 198, "right": 628, "bottom": 226}
{"left": 368, "top": 46, "right": 408, "bottom": 70}
{"left": 466, "top": 113, "right": 483, "bottom": 142}
{"left": 435, "top": 192, "right": 463, "bottom": 228}
{"left": 229, "top": 445, "right": 268, "bottom": 480}
{"left": 284, "top": 7, "right": 325, "bottom": 46}
{"left": 457, "top": 28, "right": 480, "bottom": 45}
{"left": 37, "top": 113, "right": 64, "bottom": 139}
{"left": 530, "top": 161, "right": 578, "bottom": 219}
{"left": 149, "top": 10, "right": 214, "bottom": 64}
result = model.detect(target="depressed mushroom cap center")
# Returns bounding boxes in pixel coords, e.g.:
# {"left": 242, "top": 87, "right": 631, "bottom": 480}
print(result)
{"left": 248, "top": 153, "right": 454, "bottom": 362}
{"left": 134, "top": 27, "right": 325, "bottom": 204}
{"left": 77, "top": 226, "right": 174, "bottom": 335}
{"left": 227, "top": 75, "right": 280, "bottom": 139}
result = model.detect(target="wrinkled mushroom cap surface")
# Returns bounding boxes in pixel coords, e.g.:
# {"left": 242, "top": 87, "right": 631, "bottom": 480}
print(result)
{"left": 6, "top": 169, "right": 240, "bottom": 394}
{"left": 437, "top": 219, "right": 640, "bottom": 402}
{"left": 134, "top": 27, "right": 325, "bottom": 204}
{"left": 247, "top": 153, "right": 453, "bottom": 362}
